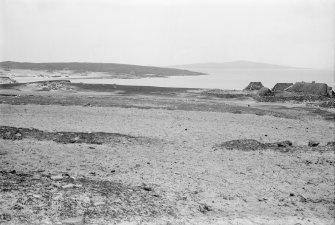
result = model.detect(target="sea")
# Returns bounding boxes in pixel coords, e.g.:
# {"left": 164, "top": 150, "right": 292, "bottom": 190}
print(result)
{"left": 74, "top": 68, "right": 334, "bottom": 90}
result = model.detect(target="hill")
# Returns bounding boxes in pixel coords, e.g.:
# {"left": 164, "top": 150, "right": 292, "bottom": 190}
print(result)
{"left": 0, "top": 61, "right": 205, "bottom": 76}
{"left": 173, "top": 60, "right": 306, "bottom": 70}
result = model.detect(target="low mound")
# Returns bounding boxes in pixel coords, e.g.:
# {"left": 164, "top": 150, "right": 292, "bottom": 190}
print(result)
{"left": 244, "top": 82, "right": 264, "bottom": 91}
{"left": 285, "top": 82, "right": 329, "bottom": 96}
{"left": 215, "top": 139, "right": 293, "bottom": 151}
{"left": 215, "top": 139, "right": 335, "bottom": 152}
{"left": 272, "top": 83, "right": 293, "bottom": 92}
{"left": 37, "top": 80, "right": 72, "bottom": 91}
{"left": 0, "top": 126, "right": 144, "bottom": 145}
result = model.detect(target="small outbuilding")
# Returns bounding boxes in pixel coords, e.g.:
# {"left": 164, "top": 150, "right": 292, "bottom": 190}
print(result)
{"left": 257, "top": 87, "right": 274, "bottom": 96}
{"left": 285, "top": 82, "right": 329, "bottom": 96}
{"left": 244, "top": 82, "right": 264, "bottom": 91}
{"left": 271, "top": 83, "right": 293, "bottom": 92}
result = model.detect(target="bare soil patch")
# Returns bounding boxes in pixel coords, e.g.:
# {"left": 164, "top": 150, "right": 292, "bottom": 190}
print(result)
{"left": 0, "top": 170, "right": 176, "bottom": 224}
{"left": 0, "top": 126, "right": 150, "bottom": 145}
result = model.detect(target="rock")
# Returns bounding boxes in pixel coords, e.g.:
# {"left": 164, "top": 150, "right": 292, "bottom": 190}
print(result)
{"left": 33, "top": 194, "right": 42, "bottom": 199}
{"left": 61, "top": 216, "right": 84, "bottom": 225}
{"left": 199, "top": 204, "right": 213, "bottom": 213}
{"left": 93, "top": 201, "right": 105, "bottom": 206}
{"left": 299, "top": 195, "right": 307, "bottom": 203}
{"left": 275, "top": 140, "right": 293, "bottom": 147}
{"left": 142, "top": 186, "right": 153, "bottom": 191}
{"left": 308, "top": 141, "right": 320, "bottom": 147}
{"left": 62, "top": 184, "right": 74, "bottom": 189}
{"left": 50, "top": 174, "right": 63, "bottom": 180}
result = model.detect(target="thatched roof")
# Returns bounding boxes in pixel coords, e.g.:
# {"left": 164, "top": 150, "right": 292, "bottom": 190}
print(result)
{"left": 285, "top": 82, "right": 329, "bottom": 96}
{"left": 244, "top": 82, "right": 263, "bottom": 91}
{"left": 272, "top": 83, "right": 293, "bottom": 92}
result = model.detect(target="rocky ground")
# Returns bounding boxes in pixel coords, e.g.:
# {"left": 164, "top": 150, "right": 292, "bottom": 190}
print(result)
{"left": 0, "top": 83, "right": 334, "bottom": 225}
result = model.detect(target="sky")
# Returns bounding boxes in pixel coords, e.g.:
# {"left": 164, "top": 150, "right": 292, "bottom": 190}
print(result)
{"left": 0, "top": 0, "right": 334, "bottom": 69}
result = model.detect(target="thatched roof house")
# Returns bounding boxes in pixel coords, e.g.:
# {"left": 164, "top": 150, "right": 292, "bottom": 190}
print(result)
{"left": 244, "top": 82, "right": 264, "bottom": 91}
{"left": 285, "top": 82, "right": 329, "bottom": 96}
{"left": 272, "top": 83, "right": 293, "bottom": 92}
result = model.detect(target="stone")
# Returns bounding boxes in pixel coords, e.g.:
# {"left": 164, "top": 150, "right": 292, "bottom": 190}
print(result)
{"left": 275, "top": 140, "right": 293, "bottom": 147}
{"left": 61, "top": 216, "right": 84, "bottom": 225}
{"left": 142, "top": 186, "right": 153, "bottom": 191}
{"left": 50, "top": 174, "right": 63, "bottom": 180}
{"left": 308, "top": 141, "right": 320, "bottom": 147}
{"left": 93, "top": 201, "right": 105, "bottom": 206}
{"left": 62, "top": 184, "right": 74, "bottom": 189}
{"left": 33, "top": 194, "right": 42, "bottom": 199}
{"left": 199, "top": 204, "right": 213, "bottom": 213}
